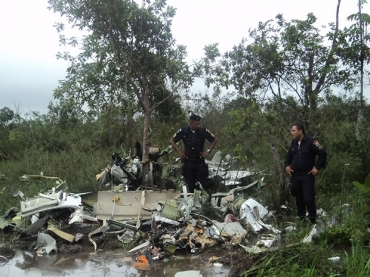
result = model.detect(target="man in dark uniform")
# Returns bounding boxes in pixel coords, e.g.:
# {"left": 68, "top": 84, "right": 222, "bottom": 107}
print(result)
{"left": 170, "top": 114, "right": 218, "bottom": 193}
{"left": 284, "top": 122, "right": 327, "bottom": 224}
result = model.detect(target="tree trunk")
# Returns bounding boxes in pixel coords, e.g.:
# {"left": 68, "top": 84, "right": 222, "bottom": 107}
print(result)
{"left": 312, "top": 0, "right": 341, "bottom": 112}
{"left": 355, "top": 0, "right": 364, "bottom": 141}
{"left": 141, "top": 93, "right": 151, "bottom": 187}
{"left": 269, "top": 136, "right": 286, "bottom": 205}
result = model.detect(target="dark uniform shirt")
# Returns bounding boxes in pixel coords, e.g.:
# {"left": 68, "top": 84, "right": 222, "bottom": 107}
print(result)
{"left": 172, "top": 127, "right": 215, "bottom": 159}
{"left": 284, "top": 136, "right": 327, "bottom": 172}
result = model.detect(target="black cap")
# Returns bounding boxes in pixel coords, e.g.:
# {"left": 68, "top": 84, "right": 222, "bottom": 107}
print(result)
{"left": 189, "top": 114, "right": 201, "bottom": 121}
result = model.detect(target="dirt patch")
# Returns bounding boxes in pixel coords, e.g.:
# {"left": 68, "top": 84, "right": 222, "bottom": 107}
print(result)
{"left": 219, "top": 252, "right": 267, "bottom": 277}
{"left": 58, "top": 244, "right": 84, "bottom": 253}
{"left": 0, "top": 244, "right": 16, "bottom": 260}
{"left": 1, "top": 229, "right": 122, "bottom": 254}
{"left": 195, "top": 247, "right": 255, "bottom": 277}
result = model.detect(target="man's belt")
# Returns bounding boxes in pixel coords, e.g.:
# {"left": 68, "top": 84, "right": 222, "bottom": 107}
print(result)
{"left": 186, "top": 158, "right": 204, "bottom": 163}
{"left": 292, "top": 171, "right": 310, "bottom": 176}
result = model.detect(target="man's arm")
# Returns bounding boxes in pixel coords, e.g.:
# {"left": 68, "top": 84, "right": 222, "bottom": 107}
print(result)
{"left": 312, "top": 139, "right": 327, "bottom": 170}
{"left": 208, "top": 137, "right": 218, "bottom": 153}
{"left": 284, "top": 145, "right": 293, "bottom": 168}
{"left": 284, "top": 144, "right": 294, "bottom": 175}
{"left": 315, "top": 148, "right": 327, "bottom": 170}
{"left": 201, "top": 136, "right": 218, "bottom": 159}
{"left": 169, "top": 137, "right": 187, "bottom": 161}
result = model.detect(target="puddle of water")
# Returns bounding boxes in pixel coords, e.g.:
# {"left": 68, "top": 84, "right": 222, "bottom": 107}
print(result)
{"left": 0, "top": 250, "right": 230, "bottom": 277}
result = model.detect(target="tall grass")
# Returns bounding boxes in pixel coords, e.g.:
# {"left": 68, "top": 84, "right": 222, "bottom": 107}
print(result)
{"left": 0, "top": 147, "right": 112, "bottom": 214}
{"left": 234, "top": 181, "right": 370, "bottom": 277}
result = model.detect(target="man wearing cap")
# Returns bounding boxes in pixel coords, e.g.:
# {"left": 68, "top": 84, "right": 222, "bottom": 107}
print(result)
{"left": 170, "top": 114, "right": 218, "bottom": 193}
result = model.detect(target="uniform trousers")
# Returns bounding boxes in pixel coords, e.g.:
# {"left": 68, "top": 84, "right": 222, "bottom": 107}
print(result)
{"left": 182, "top": 160, "right": 208, "bottom": 193}
{"left": 291, "top": 174, "right": 316, "bottom": 222}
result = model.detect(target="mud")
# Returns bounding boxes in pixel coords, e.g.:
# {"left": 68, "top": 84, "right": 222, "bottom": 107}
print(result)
{"left": 0, "top": 215, "right": 289, "bottom": 277}
{"left": 0, "top": 224, "right": 305, "bottom": 277}
{"left": 1, "top": 241, "right": 236, "bottom": 276}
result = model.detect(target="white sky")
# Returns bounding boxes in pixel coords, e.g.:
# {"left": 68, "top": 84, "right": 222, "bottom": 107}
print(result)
{"left": 0, "top": 0, "right": 369, "bottom": 114}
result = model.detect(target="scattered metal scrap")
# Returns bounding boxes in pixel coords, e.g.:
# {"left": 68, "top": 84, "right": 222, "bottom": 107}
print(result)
{"left": 0, "top": 151, "right": 332, "bottom": 271}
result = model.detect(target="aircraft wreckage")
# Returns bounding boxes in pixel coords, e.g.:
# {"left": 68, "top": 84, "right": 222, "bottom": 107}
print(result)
{"left": 0, "top": 149, "right": 330, "bottom": 269}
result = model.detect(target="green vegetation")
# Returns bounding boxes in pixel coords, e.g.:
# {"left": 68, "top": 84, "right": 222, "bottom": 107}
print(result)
{"left": 1, "top": 0, "right": 370, "bottom": 276}
{"left": 225, "top": 184, "right": 370, "bottom": 276}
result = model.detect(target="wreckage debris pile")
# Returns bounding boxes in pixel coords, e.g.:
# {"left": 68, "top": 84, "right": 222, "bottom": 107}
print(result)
{"left": 1, "top": 180, "right": 280, "bottom": 256}
{"left": 1, "top": 173, "right": 334, "bottom": 276}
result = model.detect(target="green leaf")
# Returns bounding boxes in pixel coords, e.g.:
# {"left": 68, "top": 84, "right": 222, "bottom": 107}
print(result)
{"left": 364, "top": 173, "right": 370, "bottom": 187}
{"left": 353, "top": 181, "right": 369, "bottom": 194}
{"left": 363, "top": 211, "right": 370, "bottom": 226}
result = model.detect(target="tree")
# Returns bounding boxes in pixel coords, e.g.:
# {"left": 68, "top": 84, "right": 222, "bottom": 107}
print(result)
{"left": 0, "top": 107, "right": 15, "bottom": 160}
{"left": 0, "top": 107, "right": 15, "bottom": 126}
{"left": 341, "top": 0, "right": 370, "bottom": 139}
{"left": 202, "top": 1, "right": 349, "bottom": 130}
{"left": 48, "top": 0, "right": 194, "bottom": 185}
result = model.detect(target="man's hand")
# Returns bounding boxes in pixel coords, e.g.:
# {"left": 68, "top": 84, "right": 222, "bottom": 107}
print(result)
{"left": 285, "top": 166, "right": 294, "bottom": 176}
{"left": 200, "top": 151, "right": 210, "bottom": 160}
{"left": 308, "top": 167, "right": 318, "bottom": 176}
{"left": 179, "top": 151, "right": 187, "bottom": 161}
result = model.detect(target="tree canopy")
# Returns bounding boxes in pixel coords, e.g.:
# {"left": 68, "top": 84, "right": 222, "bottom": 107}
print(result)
{"left": 48, "top": 0, "right": 196, "bottom": 185}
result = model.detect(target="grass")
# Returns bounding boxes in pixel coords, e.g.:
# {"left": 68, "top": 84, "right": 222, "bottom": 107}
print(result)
{"left": 0, "top": 148, "right": 108, "bottom": 214}
{"left": 232, "top": 192, "right": 370, "bottom": 277}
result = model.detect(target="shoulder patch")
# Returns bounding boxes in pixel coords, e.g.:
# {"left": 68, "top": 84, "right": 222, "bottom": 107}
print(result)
{"left": 172, "top": 129, "right": 182, "bottom": 138}
{"left": 313, "top": 140, "right": 321, "bottom": 149}
{"left": 206, "top": 129, "right": 215, "bottom": 137}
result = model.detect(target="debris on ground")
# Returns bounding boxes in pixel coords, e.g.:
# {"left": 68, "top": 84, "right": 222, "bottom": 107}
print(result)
{"left": 0, "top": 149, "right": 336, "bottom": 275}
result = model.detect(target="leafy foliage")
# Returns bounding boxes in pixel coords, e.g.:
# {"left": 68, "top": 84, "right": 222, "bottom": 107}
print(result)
{"left": 353, "top": 173, "right": 370, "bottom": 195}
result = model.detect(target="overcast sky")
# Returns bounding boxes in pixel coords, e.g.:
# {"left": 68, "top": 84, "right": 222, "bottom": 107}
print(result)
{"left": 1, "top": 0, "right": 369, "bottom": 114}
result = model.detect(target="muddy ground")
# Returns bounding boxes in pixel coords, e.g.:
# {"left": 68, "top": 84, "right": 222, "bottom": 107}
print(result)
{"left": 0, "top": 229, "right": 256, "bottom": 277}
